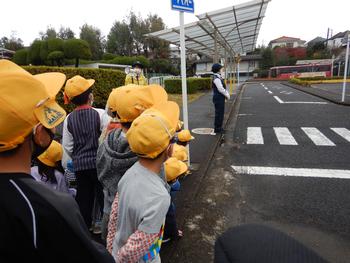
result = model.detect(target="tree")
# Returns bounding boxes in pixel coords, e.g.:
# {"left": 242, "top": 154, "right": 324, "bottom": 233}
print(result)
{"left": 80, "top": 24, "right": 104, "bottom": 60}
{"left": 260, "top": 47, "right": 273, "bottom": 69}
{"left": 28, "top": 40, "right": 43, "bottom": 65}
{"left": 145, "top": 14, "right": 169, "bottom": 59}
{"left": 47, "top": 51, "right": 64, "bottom": 66}
{"left": 58, "top": 26, "right": 75, "bottom": 40}
{"left": 13, "top": 49, "right": 29, "bottom": 65}
{"left": 39, "top": 27, "right": 57, "bottom": 40}
{"left": 40, "top": 40, "right": 49, "bottom": 62}
{"left": 47, "top": 38, "right": 64, "bottom": 53}
{"left": 0, "top": 34, "right": 24, "bottom": 51}
{"left": 63, "top": 39, "right": 92, "bottom": 67}
{"left": 107, "top": 21, "right": 133, "bottom": 55}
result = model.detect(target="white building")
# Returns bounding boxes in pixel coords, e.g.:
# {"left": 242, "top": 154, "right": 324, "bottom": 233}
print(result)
{"left": 269, "top": 36, "right": 306, "bottom": 49}
{"left": 195, "top": 54, "right": 261, "bottom": 79}
{"left": 327, "top": 31, "right": 350, "bottom": 49}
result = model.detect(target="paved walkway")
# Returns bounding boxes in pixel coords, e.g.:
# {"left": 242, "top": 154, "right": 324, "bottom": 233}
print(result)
{"left": 160, "top": 90, "right": 238, "bottom": 261}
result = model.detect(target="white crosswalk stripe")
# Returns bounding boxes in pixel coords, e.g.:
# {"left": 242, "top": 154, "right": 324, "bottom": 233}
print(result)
{"left": 247, "top": 127, "right": 264, "bottom": 144}
{"left": 331, "top": 128, "right": 350, "bottom": 142}
{"left": 301, "top": 127, "right": 335, "bottom": 146}
{"left": 273, "top": 127, "right": 298, "bottom": 145}
{"left": 244, "top": 127, "right": 350, "bottom": 146}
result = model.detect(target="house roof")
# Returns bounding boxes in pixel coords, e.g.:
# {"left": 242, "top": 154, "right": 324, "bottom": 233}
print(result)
{"left": 307, "top": 37, "right": 326, "bottom": 45}
{"left": 329, "top": 30, "right": 350, "bottom": 40}
{"left": 269, "top": 36, "right": 305, "bottom": 44}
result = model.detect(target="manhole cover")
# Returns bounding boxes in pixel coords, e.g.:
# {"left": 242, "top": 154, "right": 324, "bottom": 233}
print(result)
{"left": 191, "top": 128, "right": 214, "bottom": 135}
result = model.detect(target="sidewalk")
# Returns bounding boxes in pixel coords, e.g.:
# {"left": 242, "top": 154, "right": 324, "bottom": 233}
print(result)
{"left": 283, "top": 82, "right": 350, "bottom": 105}
{"left": 160, "top": 89, "right": 240, "bottom": 262}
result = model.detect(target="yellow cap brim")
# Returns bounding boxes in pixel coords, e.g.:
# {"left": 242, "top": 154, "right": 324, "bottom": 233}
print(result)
{"left": 34, "top": 99, "right": 66, "bottom": 129}
{"left": 37, "top": 155, "right": 56, "bottom": 167}
{"left": 34, "top": 73, "right": 66, "bottom": 99}
{"left": 178, "top": 160, "right": 188, "bottom": 175}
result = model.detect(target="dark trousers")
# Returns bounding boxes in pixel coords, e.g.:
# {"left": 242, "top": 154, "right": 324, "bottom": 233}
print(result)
{"left": 213, "top": 97, "right": 225, "bottom": 133}
{"left": 75, "top": 169, "right": 104, "bottom": 229}
{"left": 164, "top": 202, "right": 178, "bottom": 239}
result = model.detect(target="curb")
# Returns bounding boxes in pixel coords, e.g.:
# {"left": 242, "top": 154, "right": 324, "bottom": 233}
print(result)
{"left": 283, "top": 82, "right": 350, "bottom": 106}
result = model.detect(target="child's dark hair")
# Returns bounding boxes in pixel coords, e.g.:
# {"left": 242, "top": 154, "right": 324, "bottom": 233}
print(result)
{"left": 71, "top": 88, "right": 92, "bottom": 106}
{"left": 38, "top": 161, "right": 57, "bottom": 184}
{"left": 115, "top": 112, "right": 132, "bottom": 129}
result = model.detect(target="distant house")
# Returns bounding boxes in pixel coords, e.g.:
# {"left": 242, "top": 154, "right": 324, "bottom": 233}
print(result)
{"left": 326, "top": 30, "right": 350, "bottom": 49}
{"left": 195, "top": 54, "right": 262, "bottom": 78}
{"left": 0, "top": 47, "right": 15, "bottom": 59}
{"left": 307, "top": 37, "right": 326, "bottom": 47}
{"left": 269, "top": 36, "right": 306, "bottom": 49}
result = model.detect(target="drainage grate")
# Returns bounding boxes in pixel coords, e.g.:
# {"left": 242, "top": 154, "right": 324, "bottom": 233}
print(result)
{"left": 191, "top": 128, "right": 214, "bottom": 135}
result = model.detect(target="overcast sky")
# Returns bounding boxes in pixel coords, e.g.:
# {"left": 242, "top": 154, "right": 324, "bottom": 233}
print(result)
{"left": 1, "top": 0, "right": 349, "bottom": 47}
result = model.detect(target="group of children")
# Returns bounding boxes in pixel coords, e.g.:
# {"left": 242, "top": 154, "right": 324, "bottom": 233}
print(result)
{"left": 0, "top": 59, "right": 194, "bottom": 262}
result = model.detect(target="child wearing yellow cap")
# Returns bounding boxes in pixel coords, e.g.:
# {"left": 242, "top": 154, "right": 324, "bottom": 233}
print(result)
{"left": 97, "top": 84, "right": 168, "bottom": 241}
{"left": 0, "top": 60, "right": 114, "bottom": 263}
{"left": 62, "top": 75, "right": 110, "bottom": 230}
{"left": 107, "top": 101, "right": 180, "bottom": 262}
{"left": 31, "top": 140, "right": 74, "bottom": 195}
{"left": 177, "top": 129, "right": 195, "bottom": 147}
{"left": 163, "top": 157, "right": 188, "bottom": 243}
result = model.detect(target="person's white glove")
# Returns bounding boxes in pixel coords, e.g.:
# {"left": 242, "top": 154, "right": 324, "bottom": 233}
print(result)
{"left": 225, "top": 93, "right": 230, "bottom": 100}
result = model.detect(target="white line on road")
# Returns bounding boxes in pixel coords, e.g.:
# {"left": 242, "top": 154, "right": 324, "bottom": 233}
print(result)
{"left": 231, "top": 166, "right": 350, "bottom": 179}
{"left": 273, "top": 127, "right": 298, "bottom": 145}
{"left": 238, "top": 113, "right": 254, "bottom": 116}
{"left": 268, "top": 91, "right": 273, "bottom": 94}
{"left": 273, "top": 96, "right": 284, "bottom": 103}
{"left": 247, "top": 127, "right": 264, "bottom": 144}
{"left": 273, "top": 96, "right": 327, "bottom": 105}
{"left": 301, "top": 127, "right": 335, "bottom": 146}
{"left": 331, "top": 128, "right": 350, "bottom": 142}
{"left": 264, "top": 87, "right": 268, "bottom": 90}
{"left": 280, "top": 91, "right": 288, "bottom": 94}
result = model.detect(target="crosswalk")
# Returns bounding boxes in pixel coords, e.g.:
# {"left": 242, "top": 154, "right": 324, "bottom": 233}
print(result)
{"left": 244, "top": 127, "right": 350, "bottom": 146}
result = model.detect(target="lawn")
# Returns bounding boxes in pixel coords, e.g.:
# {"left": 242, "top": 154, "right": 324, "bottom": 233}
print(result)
{"left": 168, "top": 92, "right": 206, "bottom": 107}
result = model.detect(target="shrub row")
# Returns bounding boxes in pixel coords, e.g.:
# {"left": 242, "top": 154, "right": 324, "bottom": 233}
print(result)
{"left": 164, "top": 77, "right": 211, "bottom": 94}
{"left": 23, "top": 66, "right": 125, "bottom": 112}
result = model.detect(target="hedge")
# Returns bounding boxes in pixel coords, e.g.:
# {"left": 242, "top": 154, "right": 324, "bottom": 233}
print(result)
{"left": 164, "top": 77, "right": 211, "bottom": 94}
{"left": 23, "top": 66, "right": 125, "bottom": 112}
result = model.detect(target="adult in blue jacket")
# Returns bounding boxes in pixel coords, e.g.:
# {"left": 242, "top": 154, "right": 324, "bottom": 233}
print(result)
{"left": 212, "top": 63, "right": 230, "bottom": 135}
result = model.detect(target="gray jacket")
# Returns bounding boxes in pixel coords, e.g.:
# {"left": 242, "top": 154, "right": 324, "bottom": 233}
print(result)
{"left": 97, "top": 129, "right": 138, "bottom": 214}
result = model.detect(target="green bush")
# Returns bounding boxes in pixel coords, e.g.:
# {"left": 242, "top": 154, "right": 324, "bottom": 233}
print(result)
{"left": 13, "top": 49, "right": 29, "bottom": 65}
{"left": 102, "top": 52, "right": 117, "bottom": 60}
{"left": 47, "top": 51, "right": 64, "bottom": 66}
{"left": 289, "top": 78, "right": 310, "bottom": 87}
{"left": 23, "top": 66, "right": 125, "bottom": 112}
{"left": 102, "top": 55, "right": 150, "bottom": 68}
{"left": 297, "top": 76, "right": 343, "bottom": 81}
{"left": 164, "top": 77, "right": 211, "bottom": 94}
{"left": 63, "top": 39, "right": 92, "bottom": 67}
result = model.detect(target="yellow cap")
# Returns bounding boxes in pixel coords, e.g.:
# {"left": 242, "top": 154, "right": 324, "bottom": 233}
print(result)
{"left": 0, "top": 59, "right": 66, "bottom": 152}
{"left": 177, "top": 129, "right": 195, "bottom": 142}
{"left": 165, "top": 157, "right": 188, "bottom": 182}
{"left": 107, "top": 84, "right": 168, "bottom": 123}
{"left": 172, "top": 144, "right": 188, "bottom": 161}
{"left": 64, "top": 75, "right": 95, "bottom": 100}
{"left": 126, "top": 101, "right": 179, "bottom": 159}
{"left": 38, "top": 140, "right": 63, "bottom": 167}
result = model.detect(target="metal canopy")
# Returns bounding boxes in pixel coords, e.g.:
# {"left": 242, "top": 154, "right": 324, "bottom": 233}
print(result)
{"left": 146, "top": 0, "right": 270, "bottom": 58}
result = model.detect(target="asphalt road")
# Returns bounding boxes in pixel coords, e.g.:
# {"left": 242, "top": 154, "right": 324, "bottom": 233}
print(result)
{"left": 162, "top": 82, "right": 350, "bottom": 263}
{"left": 231, "top": 82, "right": 350, "bottom": 262}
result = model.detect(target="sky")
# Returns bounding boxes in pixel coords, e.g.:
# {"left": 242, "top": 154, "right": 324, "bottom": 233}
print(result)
{"left": 1, "top": 0, "right": 349, "bottom": 47}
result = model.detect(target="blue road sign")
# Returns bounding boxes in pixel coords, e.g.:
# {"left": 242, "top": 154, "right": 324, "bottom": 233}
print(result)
{"left": 171, "top": 0, "right": 194, "bottom": 13}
